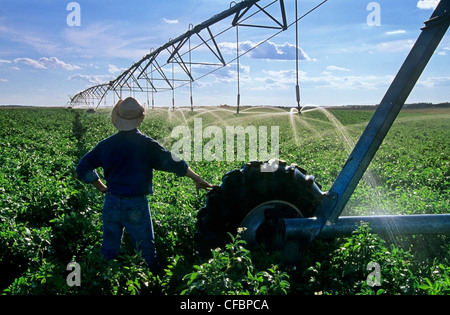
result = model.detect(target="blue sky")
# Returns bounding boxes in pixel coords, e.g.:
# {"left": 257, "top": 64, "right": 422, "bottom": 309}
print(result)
{"left": 0, "top": 0, "right": 448, "bottom": 107}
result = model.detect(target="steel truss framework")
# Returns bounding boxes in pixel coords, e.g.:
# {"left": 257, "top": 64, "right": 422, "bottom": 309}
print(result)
{"left": 68, "top": 0, "right": 327, "bottom": 111}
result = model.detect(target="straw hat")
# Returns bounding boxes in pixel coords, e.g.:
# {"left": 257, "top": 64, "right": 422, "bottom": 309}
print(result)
{"left": 112, "top": 97, "right": 145, "bottom": 131}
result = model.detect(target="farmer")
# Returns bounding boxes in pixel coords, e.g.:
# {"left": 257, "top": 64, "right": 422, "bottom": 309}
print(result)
{"left": 76, "top": 97, "right": 211, "bottom": 274}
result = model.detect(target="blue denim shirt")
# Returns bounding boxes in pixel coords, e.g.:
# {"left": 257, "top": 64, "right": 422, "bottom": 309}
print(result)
{"left": 76, "top": 129, "right": 188, "bottom": 196}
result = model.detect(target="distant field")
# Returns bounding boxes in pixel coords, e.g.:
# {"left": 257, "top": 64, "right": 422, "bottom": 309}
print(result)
{"left": 0, "top": 106, "right": 449, "bottom": 295}
{"left": 158, "top": 105, "right": 449, "bottom": 217}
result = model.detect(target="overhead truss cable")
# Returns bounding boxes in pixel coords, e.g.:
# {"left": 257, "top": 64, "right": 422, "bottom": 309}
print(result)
{"left": 68, "top": 0, "right": 328, "bottom": 111}
{"left": 295, "top": 0, "right": 301, "bottom": 111}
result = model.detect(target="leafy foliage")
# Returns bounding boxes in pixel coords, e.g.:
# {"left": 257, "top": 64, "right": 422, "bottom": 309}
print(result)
{"left": 182, "top": 232, "right": 290, "bottom": 295}
{"left": 301, "top": 223, "right": 415, "bottom": 295}
{"left": 0, "top": 106, "right": 449, "bottom": 295}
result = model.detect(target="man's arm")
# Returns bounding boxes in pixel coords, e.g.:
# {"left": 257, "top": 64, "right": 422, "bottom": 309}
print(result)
{"left": 76, "top": 148, "right": 101, "bottom": 184}
{"left": 185, "top": 167, "right": 212, "bottom": 195}
{"left": 92, "top": 179, "right": 108, "bottom": 193}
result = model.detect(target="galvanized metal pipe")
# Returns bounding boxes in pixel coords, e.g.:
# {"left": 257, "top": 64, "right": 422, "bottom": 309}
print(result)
{"left": 277, "top": 214, "right": 450, "bottom": 242}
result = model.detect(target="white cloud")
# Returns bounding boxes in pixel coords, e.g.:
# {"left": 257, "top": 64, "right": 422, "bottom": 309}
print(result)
{"left": 0, "top": 78, "right": 8, "bottom": 82}
{"left": 108, "top": 64, "right": 120, "bottom": 74}
{"left": 69, "top": 74, "right": 114, "bottom": 85}
{"left": 418, "top": 76, "right": 450, "bottom": 87}
{"left": 374, "top": 39, "right": 415, "bottom": 53}
{"left": 385, "top": 30, "right": 406, "bottom": 36}
{"left": 39, "top": 57, "right": 81, "bottom": 70}
{"left": 437, "top": 45, "right": 449, "bottom": 55}
{"left": 220, "top": 41, "right": 310, "bottom": 61}
{"left": 191, "top": 63, "right": 251, "bottom": 85}
{"left": 254, "top": 69, "right": 298, "bottom": 90}
{"left": 242, "top": 41, "right": 310, "bottom": 61}
{"left": 14, "top": 58, "right": 47, "bottom": 69}
{"left": 417, "top": 0, "right": 439, "bottom": 9}
{"left": 326, "top": 65, "right": 350, "bottom": 72}
{"left": 163, "top": 18, "right": 179, "bottom": 24}
{"left": 13, "top": 57, "right": 80, "bottom": 70}
{"left": 0, "top": 59, "right": 12, "bottom": 64}
{"left": 305, "top": 73, "right": 394, "bottom": 91}
{"left": 253, "top": 68, "right": 394, "bottom": 92}
{"left": 108, "top": 64, "right": 128, "bottom": 74}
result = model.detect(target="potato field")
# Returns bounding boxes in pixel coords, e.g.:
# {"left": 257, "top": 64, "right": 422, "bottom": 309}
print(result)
{"left": 0, "top": 105, "right": 449, "bottom": 295}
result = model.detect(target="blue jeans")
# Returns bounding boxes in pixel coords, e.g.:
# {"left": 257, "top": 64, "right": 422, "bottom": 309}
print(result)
{"left": 101, "top": 194, "right": 160, "bottom": 273}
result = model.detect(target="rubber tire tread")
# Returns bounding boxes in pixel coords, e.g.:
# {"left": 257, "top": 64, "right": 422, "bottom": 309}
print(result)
{"left": 195, "top": 160, "right": 324, "bottom": 256}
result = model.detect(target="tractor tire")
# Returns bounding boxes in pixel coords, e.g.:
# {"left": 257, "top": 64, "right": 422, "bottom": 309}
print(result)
{"left": 195, "top": 159, "right": 326, "bottom": 259}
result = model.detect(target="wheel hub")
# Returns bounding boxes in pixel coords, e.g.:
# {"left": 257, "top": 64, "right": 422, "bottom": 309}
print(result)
{"left": 240, "top": 200, "right": 302, "bottom": 249}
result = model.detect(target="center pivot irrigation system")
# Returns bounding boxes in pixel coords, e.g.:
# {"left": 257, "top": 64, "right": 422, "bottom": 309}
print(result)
{"left": 68, "top": 0, "right": 323, "bottom": 111}
{"left": 193, "top": 0, "right": 450, "bottom": 258}
{"left": 69, "top": 0, "right": 450, "bottom": 257}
